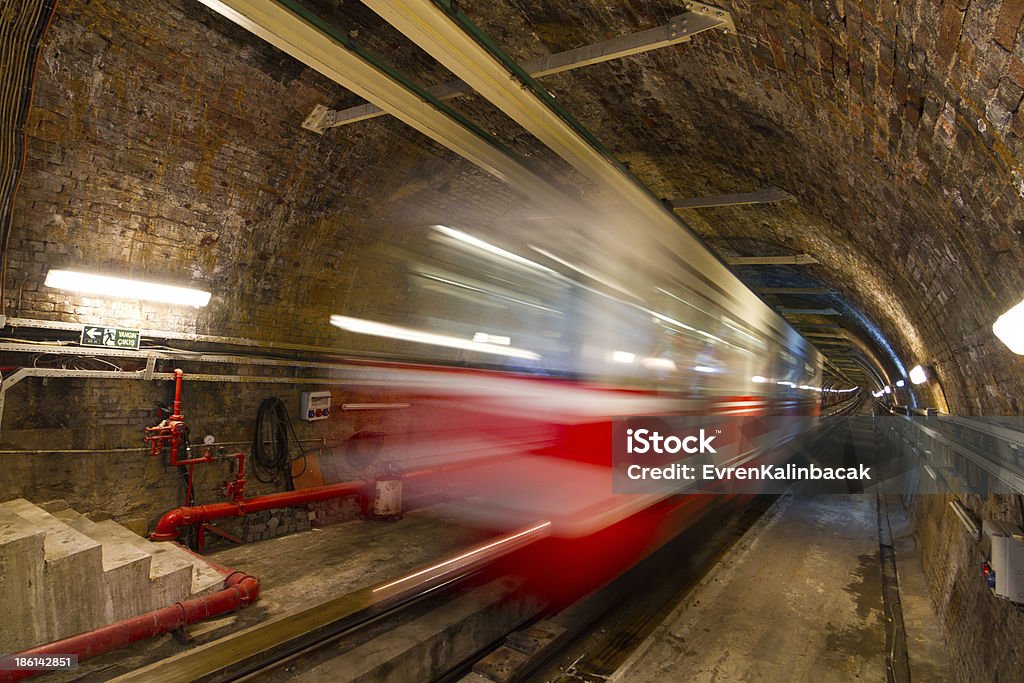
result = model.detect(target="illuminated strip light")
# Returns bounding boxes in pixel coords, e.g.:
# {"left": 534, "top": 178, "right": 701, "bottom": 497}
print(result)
{"left": 656, "top": 287, "right": 761, "bottom": 345}
{"left": 529, "top": 245, "right": 640, "bottom": 299}
{"left": 433, "top": 225, "right": 554, "bottom": 273}
{"left": 44, "top": 269, "right": 211, "bottom": 307}
{"left": 373, "top": 521, "right": 552, "bottom": 593}
{"left": 645, "top": 308, "right": 728, "bottom": 346}
{"left": 641, "top": 357, "right": 677, "bottom": 371}
{"left": 473, "top": 332, "right": 510, "bottom": 345}
{"left": 415, "top": 271, "right": 559, "bottom": 313}
{"left": 610, "top": 350, "right": 636, "bottom": 363}
{"left": 330, "top": 315, "right": 540, "bottom": 360}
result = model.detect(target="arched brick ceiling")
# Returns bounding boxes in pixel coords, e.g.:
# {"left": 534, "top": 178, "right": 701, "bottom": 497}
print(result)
{"left": 453, "top": 0, "right": 1024, "bottom": 414}
{"left": 11, "top": 0, "right": 1024, "bottom": 414}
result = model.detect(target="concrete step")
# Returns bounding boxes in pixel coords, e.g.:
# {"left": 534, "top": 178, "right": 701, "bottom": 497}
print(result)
{"left": 92, "top": 521, "right": 193, "bottom": 608}
{"left": 0, "top": 508, "right": 46, "bottom": 654}
{"left": 52, "top": 509, "right": 154, "bottom": 620}
{"left": 161, "top": 543, "right": 226, "bottom": 597}
{"left": 0, "top": 499, "right": 106, "bottom": 642}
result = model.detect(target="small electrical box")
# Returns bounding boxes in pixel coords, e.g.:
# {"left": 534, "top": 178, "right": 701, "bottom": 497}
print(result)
{"left": 300, "top": 391, "right": 332, "bottom": 421}
{"left": 983, "top": 519, "right": 1024, "bottom": 603}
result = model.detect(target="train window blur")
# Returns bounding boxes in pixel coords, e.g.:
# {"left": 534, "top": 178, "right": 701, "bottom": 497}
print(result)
{"left": 326, "top": 206, "right": 821, "bottom": 404}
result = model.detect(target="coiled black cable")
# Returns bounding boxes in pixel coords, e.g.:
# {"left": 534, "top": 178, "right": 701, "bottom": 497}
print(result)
{"left": 252, "top": 397, "right": 307, "bottom": 487}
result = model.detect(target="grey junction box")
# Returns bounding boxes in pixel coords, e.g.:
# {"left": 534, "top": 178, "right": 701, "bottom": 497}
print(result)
{"left": 984, "top": 519, "right": 1024, "bottom": 603}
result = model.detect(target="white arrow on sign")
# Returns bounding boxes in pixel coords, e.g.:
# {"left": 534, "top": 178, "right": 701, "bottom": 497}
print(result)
{"left": 85, "top": 328, "right": 101, "bottom": 340}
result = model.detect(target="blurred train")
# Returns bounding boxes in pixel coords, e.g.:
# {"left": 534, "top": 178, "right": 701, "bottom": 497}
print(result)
{"left": 307, "top": 202, "right": 833, "bottom": 602}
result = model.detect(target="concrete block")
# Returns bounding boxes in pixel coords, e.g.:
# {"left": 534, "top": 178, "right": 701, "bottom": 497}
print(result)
{"left": 120, "top": 517, "right": 149, "bottom": 537}
{"left": 0, "top": 508, "right": 46, "bottom": 654}
{"left": 0, "top": 499, "right": 106, "bottom": 642}
{"left": 53, "top": 509, "right": 153, "bottom": 621}
{"left": 93, "top": 521, "right": 192, "bottom": 608}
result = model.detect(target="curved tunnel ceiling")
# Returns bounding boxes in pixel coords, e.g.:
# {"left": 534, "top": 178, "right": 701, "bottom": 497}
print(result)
{"left": 380, "top": 0, "right": 1024, "bottom": 414}
{"left": 10, "top": 0, "right": 1024, "bottom": 415}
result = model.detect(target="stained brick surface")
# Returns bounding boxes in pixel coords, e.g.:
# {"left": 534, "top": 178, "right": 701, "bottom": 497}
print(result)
{"left": 4, "top": 0, "right": 1024, "bottom": 677}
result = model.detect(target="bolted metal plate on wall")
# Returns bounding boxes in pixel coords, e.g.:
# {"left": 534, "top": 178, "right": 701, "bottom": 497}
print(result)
{"left": 80, "top": 325, "right": 141, "bottom": 349}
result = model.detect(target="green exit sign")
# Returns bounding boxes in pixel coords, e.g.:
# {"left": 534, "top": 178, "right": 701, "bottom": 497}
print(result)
{"left": 80, "top": 325, "right": 141, "bottom": 350}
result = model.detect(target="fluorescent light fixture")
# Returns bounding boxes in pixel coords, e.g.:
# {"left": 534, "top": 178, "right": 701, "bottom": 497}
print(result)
{"left": 330, "top": 315, "right": 540, "bottom": 360}
{"left": 909, "top": 365, "right": 928, "bottom": 385}
{"left": 694, "top": 365, "right": 717, "bottom": 373}
{"left": 641, "top": 357, "right": 677, "bottom": 371}
{"left": 610, "top": 350, "right": 636, "bottom": 364}
{"left": 751, "top": 375, "right": 767, "bottom": 383}
{"left": 777, "top": 380, "right": 796, "bottom": 388}
{"left": 993, "top": 298, "right": 1024, "bottom": 354}
{"left": 472, "top": 332, "right": 511, "bottom": 345}
{"left": 44, "top": 269, "right": 211, "bottom": 307}
{"left": 895, "top": 379, "right": 905, "bottom": 388}
{"left": 433, "top": 225, "right": 553, "bottom": 273}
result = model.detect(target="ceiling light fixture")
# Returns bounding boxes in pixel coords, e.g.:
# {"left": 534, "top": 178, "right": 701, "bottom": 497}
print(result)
{"left": 330, "top": 315, "right": 540, "bottom": 360}
{"left": 44, "top": 269, "right": 211, "bottom": 307}
{"left": 994, "top": 299, "right": 1024, "bottom": 353}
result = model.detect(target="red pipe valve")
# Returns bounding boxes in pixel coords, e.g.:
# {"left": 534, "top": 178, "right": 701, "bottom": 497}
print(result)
{"left": 144, "top": 369, "right": 186, "bottom": 460}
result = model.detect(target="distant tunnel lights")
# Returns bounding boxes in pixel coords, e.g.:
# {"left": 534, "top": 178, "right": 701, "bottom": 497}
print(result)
{"left": 909, "top": 365, "right": 928, "bottom": 385}
{"left": 330, "top": 315, "right": 540, "bottom": 360}
{"left": 993, "top": 298, "right": 1024, "bottom": 354}
{"left": 895, "top": 379, "right": 905, "bottom": 388}
{"left": 44, "top": 269, "right": 211, "bottom": 307}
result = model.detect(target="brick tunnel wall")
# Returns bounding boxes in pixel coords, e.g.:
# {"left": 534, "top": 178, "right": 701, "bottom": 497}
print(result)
{"left": 5, "top": 0, "right": 1024, "bottom": 677}
{"left": 0, "top": 373, "right": 424, "bottom": 533}
{"left": 1, "top": 0, "right": 520, "bottom": 529}
{"left": 462, "top": 1, "right": 1024, "bottom": 678}
{"left": 462, "top": 0, "right": 1024, "bottom": 415}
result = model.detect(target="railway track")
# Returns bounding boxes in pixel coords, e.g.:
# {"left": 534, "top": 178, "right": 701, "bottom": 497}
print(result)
{"left": 108, "top": 408, "right": 863, "bottom": 682}
{"left": 110, "top": 522, "right": 551, "bottom": 682}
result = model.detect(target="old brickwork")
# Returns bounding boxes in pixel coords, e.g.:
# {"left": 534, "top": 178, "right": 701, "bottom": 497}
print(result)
{"left": 458, "top": 0, "right": 1024, "bottom": 415}
{"left": 0, "top": 375, "right": 407, "bottom": 529}
{"left": 6, "top": 0, "right": 1024, "bottom": 678}
{"left": 2, "top": 0, "right": 522, "bottom": 530}
{"left": 8, "top": 0, "right": 521, "bottom": 344}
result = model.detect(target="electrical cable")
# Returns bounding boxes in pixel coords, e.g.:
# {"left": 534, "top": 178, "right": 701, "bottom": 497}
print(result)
{"left": 1, "top": 0, "right": 59, "bottom": 318}
{"left": 251, "top": 397, "right": 307, "bottom": 487}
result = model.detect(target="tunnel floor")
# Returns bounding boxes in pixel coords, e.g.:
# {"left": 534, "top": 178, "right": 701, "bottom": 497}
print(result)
{"left": 615, "top": 494, "right": 951, "bottom": 682}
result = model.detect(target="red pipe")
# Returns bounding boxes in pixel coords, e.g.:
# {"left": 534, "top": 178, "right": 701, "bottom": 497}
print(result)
{"left": 149, "top": 461, "right": 470, "bottom": 543}
{"left": 150, "top": 478, "right": 370, "bottom": 541}
{"left": 1, "top": 566, "right": 259, "bottom": 682}
{"left": 171, "top": 368, "right": 183, "bottom": 422}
